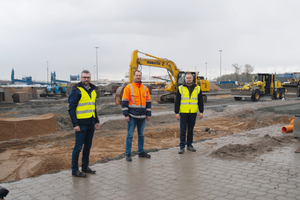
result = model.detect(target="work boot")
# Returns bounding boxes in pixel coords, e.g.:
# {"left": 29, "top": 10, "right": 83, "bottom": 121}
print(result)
{"left": 178, "top": 148, "right": 185, "bottom": 154}
{"left": 126, "top": 154, "right": 132, "bottom": 162}
{"left": 82, "top": 167, "right": 96, "bottom": 174}
{"left": 187, "top": 145, "right": 196, "bottom": 152}
{"left": 72, "top": 170, "right": 87, "bottom": 178}
{"left": 0, "top": 186, "right": 9, "bottom": 199}
{"left": 138, "top": 152, "right": 151, "bottom": 158}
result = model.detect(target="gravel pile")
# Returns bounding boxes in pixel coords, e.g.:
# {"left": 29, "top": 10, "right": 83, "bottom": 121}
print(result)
{"left": 215, "top": 83, "right": 239, "bottom": 89}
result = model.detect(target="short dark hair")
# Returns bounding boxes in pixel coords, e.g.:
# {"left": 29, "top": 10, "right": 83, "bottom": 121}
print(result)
{"left": 81, "top": 70, "right": 90, "bottom": 76}
{"left": 134, "top": 70, "right": 142, "bottom": 75}
{"left": 185, "top": 72, "right": 193, "bottom": 78}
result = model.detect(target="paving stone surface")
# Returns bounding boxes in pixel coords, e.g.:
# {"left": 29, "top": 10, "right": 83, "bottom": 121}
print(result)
{"left": 1, "top": 124, "right": 300, "bottom": 200}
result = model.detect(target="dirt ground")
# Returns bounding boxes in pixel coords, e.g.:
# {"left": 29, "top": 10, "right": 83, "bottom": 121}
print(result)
{"left": 0, "top": 97, "right": 297, "bottom": 183}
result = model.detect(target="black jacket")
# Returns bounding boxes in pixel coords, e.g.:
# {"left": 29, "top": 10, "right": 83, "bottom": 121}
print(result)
{"left": 68, "top": 82, "right": 100, "bottom": 127}
{"left": 174, "top": 83, "right": 204, "bottom": 114}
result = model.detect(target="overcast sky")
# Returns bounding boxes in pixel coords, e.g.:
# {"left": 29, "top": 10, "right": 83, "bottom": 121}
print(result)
{"left": 1, "top": 0, "right": 299, "bottom": 83}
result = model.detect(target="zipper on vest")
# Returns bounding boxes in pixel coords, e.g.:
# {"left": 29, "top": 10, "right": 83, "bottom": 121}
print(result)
{"left": 139, "top": 83, "right": 142, "bottom": 108}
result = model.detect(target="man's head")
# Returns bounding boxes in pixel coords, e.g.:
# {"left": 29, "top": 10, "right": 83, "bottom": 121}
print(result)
{"left": 133, "top": 70, "right": 142, "bottom": 83}
{"left": 185, "top": 73, "right": 194, "bottom": 86}
{"left": 81, "top": 70, "right": 91, "bottom": 87}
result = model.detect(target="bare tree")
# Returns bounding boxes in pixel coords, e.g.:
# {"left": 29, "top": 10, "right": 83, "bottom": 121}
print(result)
{"left": 244, "top": 64, "right": 254, "bottom": 82}
{"left": 232, "top": 63, "right": 241, "bottom": 81}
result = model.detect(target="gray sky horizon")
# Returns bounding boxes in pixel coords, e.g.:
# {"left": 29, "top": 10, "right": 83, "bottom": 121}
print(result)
{"left": 1, "top": 0, "right": 299, "bottom": 83}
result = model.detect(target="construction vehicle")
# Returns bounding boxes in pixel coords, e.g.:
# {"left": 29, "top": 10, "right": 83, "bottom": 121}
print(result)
{"left": 115, "top": 50, "right": 210, "bottom": 104}
{"left": 283, "top": 72, "right": 300, "bottom": 97}
{"left": 196, "top": 75, "right": 209, "bottom": 102}
{"left": 231, "top": 73, "right": 285, "bottom": 101}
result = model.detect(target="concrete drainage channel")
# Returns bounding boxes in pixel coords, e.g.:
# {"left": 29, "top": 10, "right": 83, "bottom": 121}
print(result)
{"left": 257, "top": 103, "right": 300, "bottom": 115}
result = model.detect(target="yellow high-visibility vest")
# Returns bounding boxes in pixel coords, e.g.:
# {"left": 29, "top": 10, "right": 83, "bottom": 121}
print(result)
{"left": 76, "top": 87, "right": 97, "bottom": 119}
{"left": 179, "top": 85, "right": 201, "bottom": 113}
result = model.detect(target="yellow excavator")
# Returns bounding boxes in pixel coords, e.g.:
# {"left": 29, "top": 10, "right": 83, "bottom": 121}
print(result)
{"left": 115, "top": 50, "right": 210, "bottom": 105}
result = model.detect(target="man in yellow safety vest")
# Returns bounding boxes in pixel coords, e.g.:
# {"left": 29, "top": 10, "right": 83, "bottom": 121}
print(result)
{"left": 68, "top": 70, "right": 100, "bottom": 177}
{"left": 174, "top": 72, "right": 204, "bottom": 154}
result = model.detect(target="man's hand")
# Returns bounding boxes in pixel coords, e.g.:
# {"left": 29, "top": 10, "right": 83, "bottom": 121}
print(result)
{"left": 125, "top": 116, "right": 130, "bottom": 122}
{"left": 146, "top": 116, "right": 150, "bottom": 121}
{"left": 175, "top": 113, "right": 180, "bottom": 120}
{"left": 74, "top": 126, "right": 80, "bottom": 132}
{"left": 198, "top": 113, "right": 203, "bottom": 119}
{"left": 95, "top": 123, "right": 100, "bottom": 130}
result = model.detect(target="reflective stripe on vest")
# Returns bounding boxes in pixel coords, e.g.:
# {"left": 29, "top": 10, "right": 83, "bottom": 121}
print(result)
{"left": 128, "top": 83, "right": 147, "bottom": 108}
{"left": 76, "top": 87, "right": 97, "bottom": 119}
{"left": 179, "top": 85, "right": 200, "bottom": 113}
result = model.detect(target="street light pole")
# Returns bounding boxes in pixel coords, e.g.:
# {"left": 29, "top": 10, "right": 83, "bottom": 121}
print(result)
{"left": 205, "top": 62, "right": 207, "bottom": 79}
{"left": 47, "top": 61, "right": 49, "bottom": 84}
{"left": 225, "top": 69, "right": 226, "bottom": 81}
{"left": 219, "top": 50, "right": 222, "bottom": 82}
{"left": 95, "top": 47, "right": 99, "bottom": 83}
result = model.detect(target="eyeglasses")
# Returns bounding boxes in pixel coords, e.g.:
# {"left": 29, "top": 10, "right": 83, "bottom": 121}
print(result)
{"left": 82, "top": 77, "right": 91, "bottom": 79}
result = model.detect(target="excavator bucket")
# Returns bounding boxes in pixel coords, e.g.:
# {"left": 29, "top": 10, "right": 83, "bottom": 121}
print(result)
{"left": 115, "top": 86, "right": 125, "bottom": 105}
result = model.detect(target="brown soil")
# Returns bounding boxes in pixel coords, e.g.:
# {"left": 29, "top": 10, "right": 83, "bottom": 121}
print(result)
{"left": 0, "top": 113, "right": 59, "bottom": 141}
{"left": 0, "top": 107, "right": 293, "bottom": 183}
{"left": 212, "top": 134, "right": 294, "bottom": 161}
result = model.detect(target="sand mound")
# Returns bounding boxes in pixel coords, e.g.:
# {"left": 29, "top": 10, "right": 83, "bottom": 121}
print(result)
{"left": 212, "top": 134, "right": 294, "bottom": 160}
{"left": 0, "top": 113, "right": 59, "bottom": 141}
{"left": 210, "top": 83, "right": 222, "bottom": 90}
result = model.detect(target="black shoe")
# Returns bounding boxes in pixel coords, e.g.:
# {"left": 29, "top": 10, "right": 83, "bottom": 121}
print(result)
{"left": 178, "top": 148, "right": 185, "bottom": 154}
{"left": 0, "top": 186, "right": 9, "bottom": 199}
{"left": 72, "top": 170, "right": 87, "bottom": 178}
{"left": 187, "top": 146, "right": 196, "bottom": 152}
{"left": 82, "top": 167, "right": 96, "bottom": 174}
{"left": 138, "top": 152, "right": 151, "bottom": 158}
{"left": 126, "top": 155, "right": 132, "bottom": 162}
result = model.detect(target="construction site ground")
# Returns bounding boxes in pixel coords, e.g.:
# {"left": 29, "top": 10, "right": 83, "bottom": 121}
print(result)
{"left": 0, "top": 92, "right": 300, "bottom": 184}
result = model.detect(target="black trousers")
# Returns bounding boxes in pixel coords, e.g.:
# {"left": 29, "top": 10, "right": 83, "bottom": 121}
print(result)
{"left": 179, "top": 113, "right": 197, "bottom": 149}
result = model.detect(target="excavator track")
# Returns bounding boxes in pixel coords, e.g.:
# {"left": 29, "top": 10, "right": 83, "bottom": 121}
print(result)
{"left": 156, "top": 93, "right": 175, "bottom": 103}
{"left": 156, "top": 93, "right": 207, "bottom": 103}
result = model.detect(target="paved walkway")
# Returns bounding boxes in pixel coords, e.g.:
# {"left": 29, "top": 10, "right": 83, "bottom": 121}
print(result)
{"left": 1, "top": 124, "right": 300, "bottom": 200}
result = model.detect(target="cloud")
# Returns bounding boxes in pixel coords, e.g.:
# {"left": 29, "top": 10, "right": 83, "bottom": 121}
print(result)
{"left": 1, "top": 0, "right": 300, "bottom": 82}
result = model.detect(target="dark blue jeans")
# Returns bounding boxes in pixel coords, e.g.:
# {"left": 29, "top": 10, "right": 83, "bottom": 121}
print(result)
{"left": 179, "top": 113, "right": 197, "bottom": 149}
{"left": 125, "top": 117, "right": 145, "bottom": 156}
{"left": 71, "top": 125, "right": 95, "bottom": 173}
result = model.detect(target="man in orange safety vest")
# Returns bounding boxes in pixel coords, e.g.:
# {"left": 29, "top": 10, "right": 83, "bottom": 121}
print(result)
{"left": 122, "top": 70, "right": 152, "bottom": 162}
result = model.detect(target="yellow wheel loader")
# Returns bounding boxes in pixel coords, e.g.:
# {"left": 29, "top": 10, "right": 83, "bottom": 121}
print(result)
{"left": 231, "top": 73, "right": 285, "bottom": 101}
{"left": 283, "top": 72, "right": 300, "bottom": 97}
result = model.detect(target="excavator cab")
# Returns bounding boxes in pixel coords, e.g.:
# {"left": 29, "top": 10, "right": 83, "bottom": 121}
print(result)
{"left": 294, "top": 72, "right": 300, "bottom": 83}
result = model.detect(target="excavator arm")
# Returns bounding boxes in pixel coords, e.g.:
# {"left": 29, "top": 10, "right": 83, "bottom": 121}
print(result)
{"left": 115, "top": 50, "right": 207, "bottom": 105}
{"left": 128, "top": 50, "right": 180, "bottom": 92}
